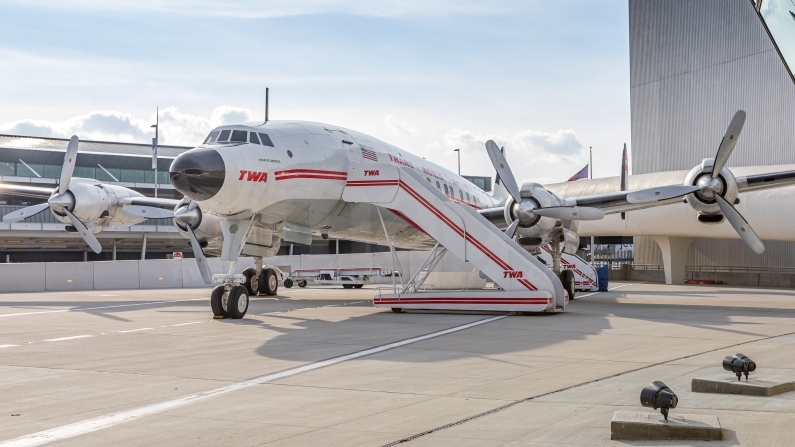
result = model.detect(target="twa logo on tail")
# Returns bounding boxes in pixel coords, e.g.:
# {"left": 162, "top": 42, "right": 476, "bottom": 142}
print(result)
{"left": 238, "top": 170, "right": 268, "bottom": 182}
{"left": 503, "top": 270, "right": 523, "bottom": 279}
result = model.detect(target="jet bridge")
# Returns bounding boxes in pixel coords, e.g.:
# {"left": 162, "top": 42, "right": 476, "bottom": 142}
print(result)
{"left": 342, "top": 163, "right": 567, "bottom": 313}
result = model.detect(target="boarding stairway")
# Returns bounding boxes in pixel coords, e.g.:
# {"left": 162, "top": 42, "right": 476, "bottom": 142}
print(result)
{"left": 342, "top": 163, "right": 566, "bottom": 312}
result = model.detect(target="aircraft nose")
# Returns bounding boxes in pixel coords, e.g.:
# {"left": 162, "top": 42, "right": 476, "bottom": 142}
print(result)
{"left": 169, "top": 148, "right": 226, "bottom": 201}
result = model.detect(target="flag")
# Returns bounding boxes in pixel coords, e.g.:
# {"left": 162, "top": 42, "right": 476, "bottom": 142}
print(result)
{"left": 151, "top": 137, "right": 158, "bottom": 169}
{"left": 568, "top": 165, "right": 588, "bottom": 181}
{"left": 360, "top": 145, "right": 378, "bottom": 162}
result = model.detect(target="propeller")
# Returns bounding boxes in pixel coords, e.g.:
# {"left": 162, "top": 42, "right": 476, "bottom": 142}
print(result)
{"left": 485, "top": 140, "right": 522, "bottom": 204}
{"left": 174, "top": 202, "right": 212, "bottom": 284}
{"left": 715, "top": 195, "right": 764, "bottom": 254}
{"left": 122, "top": 205, "right": 175, "bottom": 219}
{"left": 59, "top": 136, "right": 79, "bottom": 195}
{"left": 2, "top": 202, "right": 50, "bottom": 223}
{"left": 712, "top": 111, "right": 745, "bottom": 177}
{"left": 534, "top": 206, "right": 605, "bottom": 221}
{"left": 626, "top": 185, "right": 699, "bottom": 204}
{"left": 64, "top": 208, "right": 102, "bottom": 254}
{"left": 504, "top": 219, "right": 520, "bottom": 239}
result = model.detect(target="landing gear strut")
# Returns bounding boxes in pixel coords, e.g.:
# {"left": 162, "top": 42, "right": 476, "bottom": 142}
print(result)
{"left": 550, "top": 238, "right": 575, "bottom": 300}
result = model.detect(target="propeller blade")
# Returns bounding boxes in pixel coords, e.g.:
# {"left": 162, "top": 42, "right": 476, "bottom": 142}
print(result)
{"left": 485, "top": 140, "right": 522, "bottom": 204}
{"left": 2, "top": 203, "right": 50, "bottom": 223}
{"left": 63, "top": 208, "right": 102, "bottom": 254}
{"left": 504, "top": 219, "right": 520, "bottom": 239}
{"left": 59, "top": 136, "right": 79, "bottom": 195}
{"left": 626, "top": 185, "right": 699, "bottom": 204}
{"left": 712, "top": 110, "right": 745, "bottom": 177}
{"left": 715, "top": 195, "right": 764, "bottom": 254}
{"left": 186, "top": 226, "right": 212, "bottom": 285}
{"left": 122, "top": 205, "right": 175, "bottom": 219}
{"left": 534, "top": 206, "right": 605, "bottom": 221}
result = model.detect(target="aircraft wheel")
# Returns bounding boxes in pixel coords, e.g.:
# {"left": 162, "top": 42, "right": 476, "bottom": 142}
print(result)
{"left": 242, "top": 268, "right": 258, "bottom": 296}
{"left": 298, "top": 280, "right": 307, "bottom": 288}
{"left": 391, "top": 308, "right": 403, "bottom": 313}
{"left": 210, "top": 286, "right": 229, "bottom": 318}
{"left": 560, "top": 269, "right": 575, "bottom": 300}
{"left": 353, "top": 284, "right": 363, "bottom": 289}
{"left": 284, "top": 278, "right": 294, "bottom": 288}
{"left": 227, "top": 285, "right": 249, "bottom": 319}
{"left": 342, "top": 284, "right": 354, "bottom": 289}
{"left": 259, "top": 268, "right": 278, "bottom": 296}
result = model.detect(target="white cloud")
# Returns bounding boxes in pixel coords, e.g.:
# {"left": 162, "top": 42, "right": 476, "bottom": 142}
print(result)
{"left": 6, "top": 0, "right": 523, "bottom": 18}
{"left": 384, "top": 115, "right": 417, "bottom": 136}
{"left": 0, "top": 106, "right": 254, "bottom": 146}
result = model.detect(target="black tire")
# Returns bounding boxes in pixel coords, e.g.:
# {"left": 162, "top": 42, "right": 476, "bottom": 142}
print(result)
{"left": 353, "top": 284, "right": 363, "bottom": 289}
{"left": 259, "top": 268, "right": 278, "bottom": 296}
{"left": 342, "top": 284, "right": 354, "bottom": 289}
{"left": 284, "top": 278, "right": 294, "bottom": 288}
{"left": 298, "top": 280, "right": 307, "bottom": 288}
{"left": 226, "top": 285, "right": 249, "bottom": 319}
{"left": 560, "top": 269, "right": 575, "bottom": 300}
{"left": 391, "top": 308, "right": 403, "bottom": 313}
{"left": 242, "top": 268, "right": 258, "bottom": 296}
{"left": 210, "top": 286, "right": 228, "bottom": 318}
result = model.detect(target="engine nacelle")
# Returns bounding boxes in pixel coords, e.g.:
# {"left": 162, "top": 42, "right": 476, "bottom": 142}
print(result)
{"left": 684, "top": 158, "right": 739, "bottom": 217}
{"left": 52, "top": 180, "right": 111, "bottom": 226}
{"left": 174, "top": 199, "right": 223, "bottom": 252}
{"left": 504, "top": 183, "right": 578, "bottom": 251}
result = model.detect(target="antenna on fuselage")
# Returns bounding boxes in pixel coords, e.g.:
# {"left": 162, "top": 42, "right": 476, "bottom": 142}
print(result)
{"left": 264, "top": 87, "right": 269, "bottom": 124}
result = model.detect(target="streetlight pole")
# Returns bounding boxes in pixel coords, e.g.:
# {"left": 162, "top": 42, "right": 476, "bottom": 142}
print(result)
{"left": 454, "top": 148, "right": 460, "bottom": 175}
{"left": 590, "top": 146, "right": 594, "bottom": 264}
{"left": 150, "top": 107, "right": 159, "bottom": 198}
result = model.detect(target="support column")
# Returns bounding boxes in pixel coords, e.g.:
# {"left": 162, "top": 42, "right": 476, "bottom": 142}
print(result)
{"left": 651, "top": 236, "right": 695, "bottom": 285}
{"left": 83, "top": 246, "right": 88, "bottom": 262}
{"left": 112, "top": 239, "right": 117, "bottom": 261}
{"left": 289, "top": 243, "right": 293, "bottom": 256}
{"left": 141, "top": 233, "right": 148, "bottom": 260}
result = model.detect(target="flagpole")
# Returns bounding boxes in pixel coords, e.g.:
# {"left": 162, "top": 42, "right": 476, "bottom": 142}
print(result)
{"left": 150, "top": 107, "right": 159, "bottom": 198}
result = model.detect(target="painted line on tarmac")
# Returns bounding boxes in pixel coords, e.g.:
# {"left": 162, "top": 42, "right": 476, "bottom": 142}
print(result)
{"left": 43, "top": 335, "right": 93, "bottom": 342}
{"left": 0, "top": 314, "right": 509, "bottom": 447}
{"left": 0, "top": 298, "right": 208, "bottom": 318}
{"left": 170, "top": 321, "right": 202, "bottom": 327}
{"left": 116, "top": 328, "right": 153, "bottom": 333}
{"left": 0, "top": 344, "right": 18, "bottom": 349}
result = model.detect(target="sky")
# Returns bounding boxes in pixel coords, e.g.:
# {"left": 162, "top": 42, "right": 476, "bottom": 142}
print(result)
{"left": 0, "top": 0, "right": 631, "bottom": 185}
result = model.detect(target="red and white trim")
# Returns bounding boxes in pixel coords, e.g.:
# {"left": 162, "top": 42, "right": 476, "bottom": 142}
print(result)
{"left": 275, "top": 169, "right": 348, "bottom": 181}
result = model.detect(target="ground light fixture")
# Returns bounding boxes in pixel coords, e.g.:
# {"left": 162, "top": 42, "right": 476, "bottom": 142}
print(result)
{"left": 640, "top": 381, "right": 678, "bottom": 420}
{"left": 723, "top": 353, "right": 756, "bottom": 381}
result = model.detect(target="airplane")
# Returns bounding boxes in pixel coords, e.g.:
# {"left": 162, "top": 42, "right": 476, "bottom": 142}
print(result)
{"left": 167, "top": 110, "right": 795, "bottom": 319}
{"left": 1, "top": 136, "right": 178, "bottom": 252}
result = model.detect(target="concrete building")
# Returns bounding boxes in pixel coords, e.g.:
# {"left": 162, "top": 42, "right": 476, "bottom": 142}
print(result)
{"left": 629, "top": 0, "right": 795, "bottom": 270}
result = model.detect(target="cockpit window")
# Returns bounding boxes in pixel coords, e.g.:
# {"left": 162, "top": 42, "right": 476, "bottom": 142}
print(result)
{"left": 259, "top": 133, "right": 274, "bottom": 147}
{"left": 249, "top": 132, "right": 261, "bottom": 145}
{"left": 217, "top": 129, "right": 231, "bottom": 142}
{"left": 204, "top": 130, "right": 220, "bottom": 144}
{"left": 230, "top": 130, "right": 247, "bottom": 142}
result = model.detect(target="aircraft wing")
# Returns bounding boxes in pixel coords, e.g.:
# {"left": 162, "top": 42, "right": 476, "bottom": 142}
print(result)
{"left": 124, "top": 197, "right": 181, "bottom": 210}
{"left": 0, "top": 182, "right": 55, "bottom": 200}
{"left": 737, "top": 170, "right": 795, "bottom": 192}
{"left": 563, "top": 190, "right": 684, "bottom": 215}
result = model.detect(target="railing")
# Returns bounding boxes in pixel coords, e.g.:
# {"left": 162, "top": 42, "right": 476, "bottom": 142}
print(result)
{"left": 595, "top": 263, "right": 795, "bottom": 275}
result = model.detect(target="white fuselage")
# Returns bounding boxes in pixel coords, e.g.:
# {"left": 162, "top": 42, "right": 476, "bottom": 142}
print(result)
{"left": 183, "top": 120, "right": 795, "bottom": 248}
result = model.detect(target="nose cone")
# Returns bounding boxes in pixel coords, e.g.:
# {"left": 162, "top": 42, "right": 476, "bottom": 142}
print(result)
{"left": 170, "top": 148, "right": 225, "bottom": 201}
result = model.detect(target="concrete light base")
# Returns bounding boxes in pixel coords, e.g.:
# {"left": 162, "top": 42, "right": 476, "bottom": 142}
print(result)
{"left": 611, "top": 411, "right": 721, "bottom": 441}
{"left": 692, "top": 369, "right": 795, "bottom": 396}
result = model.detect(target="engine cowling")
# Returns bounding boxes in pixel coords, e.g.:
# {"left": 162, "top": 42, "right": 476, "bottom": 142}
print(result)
{"left": 503, "top": 183, "right": 578, "bottom": 252}
{"left": 173, "top": 199, "right": 223, "bottom": 253}
{"left": 684, "top": 158, "right": 739, "bottom": 221}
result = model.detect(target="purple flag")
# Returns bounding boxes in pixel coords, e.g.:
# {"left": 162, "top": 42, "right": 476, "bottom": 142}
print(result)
{"left": 568, "top": 165, "right": 589, "bottom": 182}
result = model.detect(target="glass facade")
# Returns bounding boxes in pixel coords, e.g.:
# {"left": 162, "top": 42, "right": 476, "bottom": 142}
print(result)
{"left": 758, "top": 0, "right": 795, "bottom": 77}
{"left": 3, "top": 162, "right": 169, "bottom": 184}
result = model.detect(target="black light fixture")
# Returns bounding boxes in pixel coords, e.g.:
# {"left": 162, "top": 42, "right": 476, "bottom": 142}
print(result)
{"left": 723, "top": 353, "right": 756, "bottom": 381}
{"left": 640, "top": 381, "right": 678, "bottom": 420}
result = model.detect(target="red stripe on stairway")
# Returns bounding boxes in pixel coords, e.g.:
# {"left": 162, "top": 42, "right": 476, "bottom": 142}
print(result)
{"left": 388, "top": 209, "right": 430, "bottom": 236}
{"left": 375, "top": 298, "right": 551, "bottom": 305}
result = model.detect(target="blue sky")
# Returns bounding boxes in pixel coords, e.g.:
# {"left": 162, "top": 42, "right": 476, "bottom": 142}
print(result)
{"left": 0, "top": 0, "right": 630, "bottom": 184}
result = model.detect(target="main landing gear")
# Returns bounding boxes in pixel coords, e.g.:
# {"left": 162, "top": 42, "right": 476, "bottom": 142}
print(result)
{"left": 213, "top": 256, "right": 280, "bottom": 320}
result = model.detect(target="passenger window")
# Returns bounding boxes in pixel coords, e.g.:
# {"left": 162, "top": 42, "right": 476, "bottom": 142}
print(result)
{"left": 436, "top": 181, "right": 441, "bottom": 190}
{"left": 230, "top": 130, "right": 247, "bottom": 142}
{"left": 249, "top": 132, "right": 261, "bottom": 145}
{"left": 426, "top": 177, "right": 431, "bottom": 183}
{"left": 217, "top": 129, "right": 231, "bottom": 142}
{"left": 466, "top": 192, "right": 470, "bottom": 202}
{"left": 259, "top": 133, "right": 274, "bottom": 147}
{"left": 443, "top": 184, "right": 449, "bottom": 195}
{"left": 204, "top": 130, "right": 220, "bottom": 144}
{"left": 459, "top": 190, "right": 463, "bottom": 200}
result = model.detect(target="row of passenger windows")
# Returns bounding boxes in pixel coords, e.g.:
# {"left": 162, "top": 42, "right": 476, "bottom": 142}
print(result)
{"left": 426, "top": 177, "right": 481, "bottom": 205}
{"left": 204, "top": 130, "right": 274, "bottom": 147}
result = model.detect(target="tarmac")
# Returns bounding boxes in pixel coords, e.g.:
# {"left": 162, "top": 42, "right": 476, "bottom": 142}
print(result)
{"left": 1, "top": 281, "right": 794, "bottom": 446}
